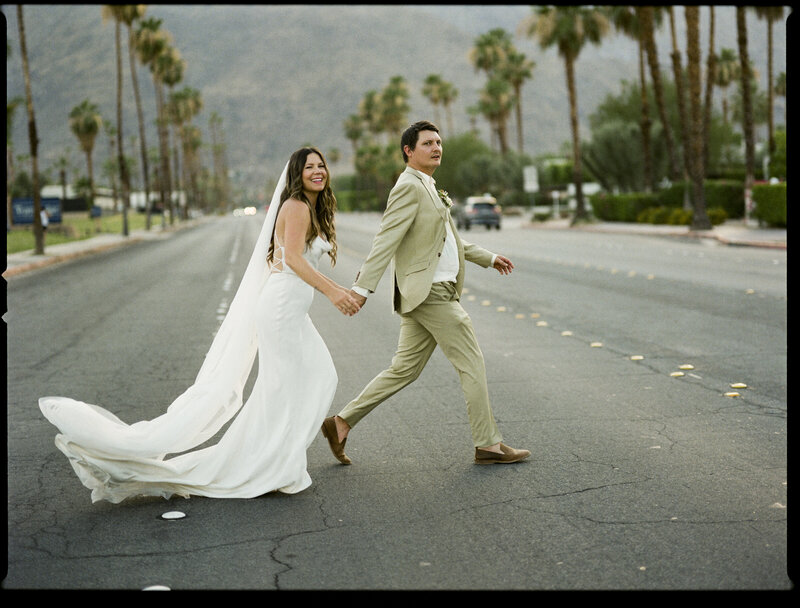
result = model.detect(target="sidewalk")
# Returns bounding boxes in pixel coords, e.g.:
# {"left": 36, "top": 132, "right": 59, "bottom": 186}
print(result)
{"left": 4, "top": 216, "right": 214, "bottom": 279}
{"left": 527, "top": 217, "right": 787, "bottom": 249}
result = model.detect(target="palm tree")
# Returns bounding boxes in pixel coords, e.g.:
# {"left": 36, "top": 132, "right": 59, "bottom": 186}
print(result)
{"left": 422, "top": 74, "right": 444, "bottom": 126}
{"left": 667, "top": 7, "right": 692, "bottom": 209}
{"left": 380, "top": 75, "right": 411, "bottom": 138}
{"left": 714, "top": 48, "right": 740, "bottom": 125}
{"left": 343, "top": 114, "right": 363, "bottom": 167}
{"left": 520, "top": 6, "right": 609, "bottom": 224}
{"left": 438, "top": 80, "right": 459, "bottom": 135}
{"left": 135, "top": 17, "right": 174, "bottom": 226}
{"left": 16, "top": 6, "right": 45, "bottom": 254}
{"left": 501, "top": 50, "right": 535, "bottom": 154}
{"left": 685, "top": 6, "right": 712, "bottom": 230}
{"left": 477, "top": 77, "right": 514, "bottom": 154}
{"left": 169, "top": 86, "right": 202, "bottom": 218}
{"left": 358, "top": 90, "right": 384, "bottom": 142}
{"left": 701, "top": 6, "right": 716, "bottom": 174}
{"left": 102, "top": 5, "right": 134, "bottom": 236}
{"left": 638, "top": 6, "right": 680, "bottom": 182}
{"left": 470, "top": 28, "right": 512, "bottom": 75}
{"left": 470, "top": 28, "right": 515, "bottom": 153}
{"left": 133, "top": 14, "right": 167, "bottom": 228}
{"left": 605, "top": 5, "right": 653, "bottom": 192}
{"left": 208, "top": 112, "right": 230, "bottom": 214}
{"left": 754, "top": 7, "right": 784, "bottom": 156}
{"left": 110, "top": 5, "right": 150, "bottom": 229}
{"left": 153, "top": 45, "right": 185, "bottom": 225}
{"left": 736, "top": 7, "right": 756, "bottom": 223}
{"left": 103, "top": 119, "right": 120, "bottom": 211}
{"left": 69, "top": 100, "right": 103, "bottom": 220}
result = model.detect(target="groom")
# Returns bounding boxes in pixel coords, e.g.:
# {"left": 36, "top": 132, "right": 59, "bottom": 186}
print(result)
{"left": 321, "top": 120, "right": 530, "bottom": 465}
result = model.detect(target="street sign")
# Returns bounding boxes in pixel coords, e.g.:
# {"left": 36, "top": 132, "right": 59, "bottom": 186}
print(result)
{"left": 524, "top": 166, "right": 539, "bottom": 193}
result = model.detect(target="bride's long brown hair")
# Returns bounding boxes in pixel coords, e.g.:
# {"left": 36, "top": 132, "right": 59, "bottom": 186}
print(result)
{"left": 268, "top": 146, "right": 338, "bottom": 266}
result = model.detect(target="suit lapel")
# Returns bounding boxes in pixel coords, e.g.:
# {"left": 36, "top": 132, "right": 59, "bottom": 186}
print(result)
{"left": 406, "top": 168, "right": 447, "bottom": 222}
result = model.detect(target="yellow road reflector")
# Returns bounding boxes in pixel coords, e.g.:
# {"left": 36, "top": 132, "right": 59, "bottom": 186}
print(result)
{"left": 630, "top": 355, "right": 644, "bottom": 360}
{"left": 745, "top": 289, "right": 755, "bottom": 294}
{"left": 670, "top": 371, "right": 684, "bottom": 377}
{"left": 679, "top": 364, "right": 694, "bottom": 370}
{"left": 536, "top": 321, "right": 548, "bottom": 326}
{"left": 496, "top": 306, "right": 506, "bottom": 312}
{"left": 561, "top": 330, "right": 573, "bottom": 336}
{"left": 724, "top": 391, "right": 740, "bottom": 397}
{"left": 481, "top": 300, "right": 491, "bottom": 306}
{"left": 590, "top": 342, "right": 603, "bottom": 347}
{"left": 530, "top": 313, "right": 540, "bottom": 318}
{"left": 730, "top": 383, "right": 747, "bottom": 389}
{"left": 515, "top": 313, "right": 525, "bottom": 319}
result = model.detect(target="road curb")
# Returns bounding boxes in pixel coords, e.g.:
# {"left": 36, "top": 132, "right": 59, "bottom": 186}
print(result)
{"left": 3, "top": 237, "right": 144, "bottom": 278}
{"left": 524, "top": 221, "right": 786, "bottom": 250}
{"left": 4, "top": 216, "right": 214, "bottom": 279}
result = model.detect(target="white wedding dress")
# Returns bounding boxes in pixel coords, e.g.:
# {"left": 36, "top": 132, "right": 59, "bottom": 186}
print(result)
{"left": 39, "top": 165, "right": 337, "bottom": 503}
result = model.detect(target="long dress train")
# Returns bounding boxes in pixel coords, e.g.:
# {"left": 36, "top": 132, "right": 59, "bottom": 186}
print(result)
{"left": 38, "top": 234, "right": 336, "bottom": 503}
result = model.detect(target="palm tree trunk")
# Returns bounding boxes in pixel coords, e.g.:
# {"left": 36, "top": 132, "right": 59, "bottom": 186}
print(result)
{"left": 702, "top": 7, "right": 716, "bottom": 175}
{"left": 638, "top": 42, "right": 653, "bottom": 192}
{"left": 153, "top": 78, "right": 171, "bottom": 227}
{"left": 514, "top": 84, "right": 524, "bottom": 154}
{"left": 17, "top": 6, "right": 44, "bottom": 255}
{"left": 128, "top": 26, "right": 152, "bottom": 230}
{"left": 565, "top": 55, "right": 586, "bottom": 223}
{"left": 737, "top": 7, "right": 756, "bottom": 223}
{"left": 668, "top": 7, "right": 692, "bottom": 211}
{"left": 641, "top": 6, "right": 680, "bottom": 182}
{"left": 766, "top": 17, "right": 775, "bottom": 156}
{"left": 115, "top": 21, "right": 130, "bottom": 237}
{"left": 686, "top": 6, "right": 711, "bottom": 230}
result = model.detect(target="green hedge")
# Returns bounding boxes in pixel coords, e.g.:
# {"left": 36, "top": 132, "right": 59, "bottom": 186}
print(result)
{"left": 590, "top": 179, "right": 746, "bottom": 222}
{"left": 752, "top": 182, "right": 787, "bottom": 227}
{"left": 590, "top": 192, "right": 658, "bottom": 222}
{"left": 635, "top": 206, "right": 728, "bottom": 226}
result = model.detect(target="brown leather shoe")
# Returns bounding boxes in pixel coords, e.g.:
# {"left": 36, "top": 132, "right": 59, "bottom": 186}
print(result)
{"left": 321, "top": 416, "right": 351, "bottom": 465}
{"left": 474, "top": 443, "right": 530, "bottom": 464}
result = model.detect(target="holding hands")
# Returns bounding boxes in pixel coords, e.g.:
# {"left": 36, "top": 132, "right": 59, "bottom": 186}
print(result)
{"left": 329, "top": 287, "right": 362, "bottom": 317}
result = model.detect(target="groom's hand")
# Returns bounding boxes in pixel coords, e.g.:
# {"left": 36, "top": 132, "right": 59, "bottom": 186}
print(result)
{"left": 350, "top": 290, "right": 367, "bottom": 309}
{"left": 493, "top": 255, "right": 514, "bottom": 275}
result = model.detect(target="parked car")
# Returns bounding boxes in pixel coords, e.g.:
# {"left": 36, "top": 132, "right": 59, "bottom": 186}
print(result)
{"left": 453, "top": 194, "right": 501, "bottom": 230}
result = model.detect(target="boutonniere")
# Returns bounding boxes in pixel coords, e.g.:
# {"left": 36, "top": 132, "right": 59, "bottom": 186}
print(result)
{"left": 438, "top": 189, "right": 453, "bottom": 208}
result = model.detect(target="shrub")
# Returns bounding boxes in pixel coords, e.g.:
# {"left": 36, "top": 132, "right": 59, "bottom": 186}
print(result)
{"left": 752, "top": 182, "right": 786, "bottom": 227}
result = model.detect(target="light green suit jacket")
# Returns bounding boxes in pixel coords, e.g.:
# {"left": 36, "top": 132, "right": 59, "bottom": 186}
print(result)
{"left": 354, "top": 166, "right": 495, "bottom": 314}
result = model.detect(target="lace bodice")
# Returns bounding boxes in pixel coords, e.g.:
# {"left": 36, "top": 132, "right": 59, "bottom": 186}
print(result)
{"left": 269, "top": 235, "right": 332, "bottom": 275}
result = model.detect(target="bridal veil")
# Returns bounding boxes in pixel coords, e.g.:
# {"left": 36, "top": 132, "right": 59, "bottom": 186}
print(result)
{"left": 39, "top": 164, "right": 289, "bottom": 465}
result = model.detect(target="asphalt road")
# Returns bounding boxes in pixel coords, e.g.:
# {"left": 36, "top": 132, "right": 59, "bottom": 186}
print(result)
{"left": 4, "top": 213, "right": 789, "bottom": 590}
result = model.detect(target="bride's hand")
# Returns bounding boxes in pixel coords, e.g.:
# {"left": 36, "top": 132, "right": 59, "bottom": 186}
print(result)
{"left": 329, "top": 288, "right": 362, "bottom": 316}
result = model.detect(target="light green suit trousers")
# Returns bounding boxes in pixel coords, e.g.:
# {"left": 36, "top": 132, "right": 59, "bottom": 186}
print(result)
{"left": 338, "top": 167, "right": 503, "bottom": 448}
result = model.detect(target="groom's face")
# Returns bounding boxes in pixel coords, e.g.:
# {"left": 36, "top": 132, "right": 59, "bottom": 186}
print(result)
{"left": 405, "top": 130, "right": 442, "bottom": 176}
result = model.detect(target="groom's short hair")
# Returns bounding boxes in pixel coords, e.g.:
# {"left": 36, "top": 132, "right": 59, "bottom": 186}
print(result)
{"left": 401, "top": 120, "right": 439, "bottom": 163}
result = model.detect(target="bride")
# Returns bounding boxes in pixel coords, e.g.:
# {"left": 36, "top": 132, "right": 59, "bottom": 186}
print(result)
{"left": 38, "top": 147, "right": 361, "bottom": 503}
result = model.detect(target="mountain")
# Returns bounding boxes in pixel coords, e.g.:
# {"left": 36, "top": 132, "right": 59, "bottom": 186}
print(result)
{"left": 5, "top": 5, "right": 788, "bottom": 198}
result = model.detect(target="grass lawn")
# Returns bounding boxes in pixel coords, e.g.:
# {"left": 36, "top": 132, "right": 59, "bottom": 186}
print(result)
{"left": 6, "top": 212, "right": 159, "bottom": 254}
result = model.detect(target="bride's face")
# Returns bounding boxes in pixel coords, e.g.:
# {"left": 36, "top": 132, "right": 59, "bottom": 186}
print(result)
{"left": 302, "top": 153, "right": 327, "bottom": 196}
